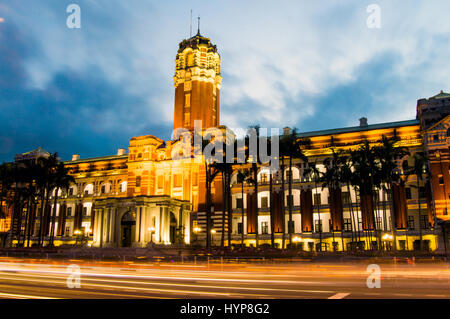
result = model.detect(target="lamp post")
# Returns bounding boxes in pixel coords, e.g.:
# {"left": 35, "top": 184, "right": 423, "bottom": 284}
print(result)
{"left": 193, "top": 226, "right": 201, "bottom": 244}
{"left": 292, "top": 236, "right": 301, "bottom": 249}
{"left": 74, "top": 230, "right": 81, "bottom": 246}
{"left": 382, "top": 233, "right": 393, "bottom": 250}
{"left": 211, "top": 229, "right": 216, "bottom": 247}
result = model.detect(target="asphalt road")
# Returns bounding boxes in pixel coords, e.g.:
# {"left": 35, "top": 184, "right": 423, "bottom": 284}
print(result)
{"left": 0, "top": 257, "right": 448, "bottom": 299}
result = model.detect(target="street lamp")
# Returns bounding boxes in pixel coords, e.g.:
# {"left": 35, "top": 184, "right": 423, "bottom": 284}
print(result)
{"left": 211, "top": 229, "right": 216, "bottom": 246}
{"left": 74, "top": 230, "right": 81, "bottom": 246}
{"left": 148, "top": 227, "right": 155, "bottom": 243}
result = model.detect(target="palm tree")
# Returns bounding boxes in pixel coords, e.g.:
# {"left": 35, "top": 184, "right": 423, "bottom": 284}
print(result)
{"left": 280, "top": 129, "right": 309, "bottom": 246}
{"left": 321, "top": 149, "right": 346, "bottom": 251}
{"left": 36, "top": 153, "right": 59, "bottom": 247}
{"left": 340, "top": 153, "right": 359, "bottom": 246}
{"left": 237, "top": 169, "right": 250, "bottom": 246}
{"left": 248, "top": 125, "right": 261, "bottom": 248}
{"left": 350, "top": 140, "right": 384, "bottom": 250}
{"left": 0, "top": 163, "right": 13, "bottom": 228}
{"left": 49, "top": 162, "right": 75, "bottom": 246}
{"left": 404, "top": 152, "right": 429, "bottom": 251}
{"left": 374, "top": 135, "right": 409, "bottom": 251}
{"left": 304, "top": 160, "right": 323, "bottom": 251}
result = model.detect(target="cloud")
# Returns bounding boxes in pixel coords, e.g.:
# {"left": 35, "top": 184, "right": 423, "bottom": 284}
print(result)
{"left": 0, "top": 0, "right": 449, "bottom": 161}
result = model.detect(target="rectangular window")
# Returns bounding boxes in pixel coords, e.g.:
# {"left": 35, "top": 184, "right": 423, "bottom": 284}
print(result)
{"left": 314, "top": 193, "right": 321, "bottom": 205}
{"left": 315, "top": 220, "right": 323, "bottom": 233}
{"left": 69, "top": 188, "right": 74, "bottom": 196}
{"left": 405, "top": 188, "right": 412, "bottom": 200}
{"left": 343, "top": 218, "right": 352, "bottom": 232}
{"left": 237, "top": 222, "right": 243, "bottom": 235}
{"left": 260, "top": 173, "right": 268, "bottom": 183}
{"left": 184, "top": 113, "right": 190, "bottom": 126}
{"left": 439, "top": 175, "right": 444, "bottom": 185}
{"left": 174, "top": 174, "right": 182, "bottom": 188}
{"left": 236, "top": 198, "right": 243, "bottom": 209}
{"left": 185, "top": 93, "right": 191, "bottom": 107}
{"left": 192, "top": 172, "right": 198, "bottom": 186}
{"left": 65, "top": 227, "right": 70, "bottom": 236}
{"left": 408, "top": 216, "right": 415, "bottom": 230}
{"left": 261, "top": 196, "right": 268, "bottom": 208}
{"left": 261, "top": 221, "right": 269, "bottom": 234}
{"left": 83, "top": 207, "right": 87, "bottom": 216}
{"left": 67, "top": 207, "right": 72, "bottom": 217}
{"left": 157, "top": 175, "right": 164, "bottom": 189}
{"left": 101, "top": 185, "right": 105, "bottom": 194}
{"left": 136, "top": 176, "right": 141, "bottom": 188}
{"left": 375, "top": 217, "right": 382, "bottom": 230}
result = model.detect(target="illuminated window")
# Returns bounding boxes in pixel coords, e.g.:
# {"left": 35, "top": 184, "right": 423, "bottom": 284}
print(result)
{"left": 174, "top": 174, "right": 182, "bottom": 188}
{"left": 184, "top": 113, "right": 190, "bottom": 126}
{"left": 260, "top": 173, "right": 267, "bottom": 183}
{"left": 187, "top": 53, "right": 194, "bottom": 67}
{"left": 343, "top": 218, "right": 352, "bottom": 232}
{"left": 261, "top": 196, "right": 268, "bottom": 208}
{"left": 261, "top": 222, "right": 269, "bottom": 234}
{"left": 236, "top": 198, "right": 243, "bottom": 209}
{"left": 185, "top": 94, "right": 190, "bottom": 107}
{"left": 314, "top": 220, "right": 322, "bottom": 233}
{"left": 192, "top": 172, "right": 198, "bottom": 186}
{"left": 157, "top": 175, "right": 164, "bottom": 189}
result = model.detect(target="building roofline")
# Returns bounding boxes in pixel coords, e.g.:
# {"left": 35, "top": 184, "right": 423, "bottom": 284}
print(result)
{"left": 296, "top": 119, "right": 420, "bottom": 138}
{"left": 64, "top": 154, "right": 128, "bottom": 164}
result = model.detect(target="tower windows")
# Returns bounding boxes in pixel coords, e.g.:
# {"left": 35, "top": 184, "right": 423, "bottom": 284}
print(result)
{"left": 136, "top": 176, "right": 141, "bottom": 188}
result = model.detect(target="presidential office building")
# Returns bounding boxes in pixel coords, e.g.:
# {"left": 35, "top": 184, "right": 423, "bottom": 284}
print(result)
{"left": 4, "top": 30, "right": 450, "bottom": 251}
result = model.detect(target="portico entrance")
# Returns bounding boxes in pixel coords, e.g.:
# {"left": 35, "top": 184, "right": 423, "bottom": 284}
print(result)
{"left": 121, "top": 211, "right": 136, "bottom": 247}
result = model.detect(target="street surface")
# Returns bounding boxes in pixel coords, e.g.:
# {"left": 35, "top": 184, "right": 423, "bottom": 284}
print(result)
{"left": 0, "top": 257, "right": 448, "bottom": 299}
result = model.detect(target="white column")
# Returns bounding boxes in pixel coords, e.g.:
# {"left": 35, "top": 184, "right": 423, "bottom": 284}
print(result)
{"left": 140, "top": 207, "right": 146, "bottom": 244}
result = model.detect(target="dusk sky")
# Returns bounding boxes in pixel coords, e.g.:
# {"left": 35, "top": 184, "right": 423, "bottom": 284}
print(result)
{"left": 1, "top": 0, "right": 449, "bottom": 162}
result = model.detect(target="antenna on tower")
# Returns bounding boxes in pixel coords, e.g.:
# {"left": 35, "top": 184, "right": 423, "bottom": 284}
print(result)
{"left": 190, "top": 9, "right": 192, "bottom": 38}
{"left": 197, "top": 16, "right": 200, "bottom": 35}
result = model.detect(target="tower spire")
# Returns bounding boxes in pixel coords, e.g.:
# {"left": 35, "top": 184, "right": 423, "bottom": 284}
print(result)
{"left": 190, "top": 9, "right": 192, "bottom": 38}
{"left": 197, "top": 16, "right": 200, "bottom": 35}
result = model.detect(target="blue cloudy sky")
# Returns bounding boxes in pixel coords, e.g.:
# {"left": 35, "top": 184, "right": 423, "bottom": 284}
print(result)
{"left": 1, "top": 0, "right": 449, "bottom": 161}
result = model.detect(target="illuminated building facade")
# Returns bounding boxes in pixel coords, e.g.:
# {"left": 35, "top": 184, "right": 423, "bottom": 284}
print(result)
{"left": 4, "top": 31, "right": 450, "bottom": 252}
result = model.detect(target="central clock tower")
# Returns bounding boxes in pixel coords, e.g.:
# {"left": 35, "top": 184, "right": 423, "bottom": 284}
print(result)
{"left": 173, "top": 30, "right": 222, "bottom": 132}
